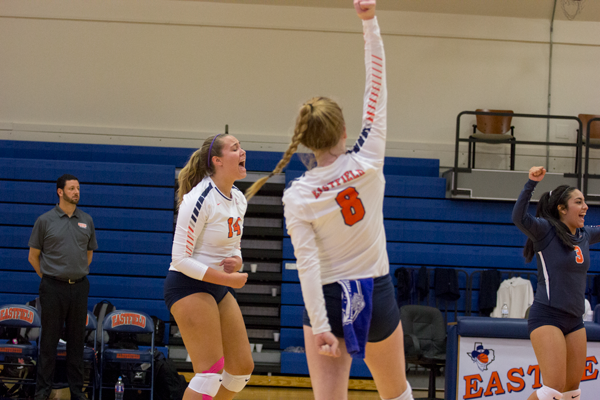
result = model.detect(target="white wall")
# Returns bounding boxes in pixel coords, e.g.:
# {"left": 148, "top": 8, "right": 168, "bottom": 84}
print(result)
{"left": 1, "top": 0, "right": 599, "bottom": 170}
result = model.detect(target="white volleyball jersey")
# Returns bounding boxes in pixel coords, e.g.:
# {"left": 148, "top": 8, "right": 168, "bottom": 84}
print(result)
{"left": 170, "top": 176, "right": 246, "bottom": 280}
{"left": 282, "top": 17, "right": 388, "bottom": 335}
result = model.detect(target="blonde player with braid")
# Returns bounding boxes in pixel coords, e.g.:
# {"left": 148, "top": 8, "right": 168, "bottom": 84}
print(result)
{"left": 246, "top": 1, "right": 413, "bottom": 400}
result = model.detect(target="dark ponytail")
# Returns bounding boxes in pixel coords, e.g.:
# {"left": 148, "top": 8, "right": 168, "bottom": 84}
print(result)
{"left": 523, "top": 185, "right": 577, "bottom": 263}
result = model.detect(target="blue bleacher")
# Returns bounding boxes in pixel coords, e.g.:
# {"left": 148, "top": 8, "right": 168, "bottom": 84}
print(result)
{"left": 0, "top": 158, "right": 175, "bottom": 186}
{"left": 0, "top": 140, "right": 307, "bottom": 171}
{"left": 0, "top": 142, "right": 320, "bottom": 351}
{"left": 0, "top": 181, "right": 174, "bottom": 209}
{"left": 0, "top": 147, "right": 179, "bottom": 331}
{"left": 5, "top": 139, "right": 600, "bottom": 379}
{"left": 0, "top": 204, "right": 173, "bottom": 232}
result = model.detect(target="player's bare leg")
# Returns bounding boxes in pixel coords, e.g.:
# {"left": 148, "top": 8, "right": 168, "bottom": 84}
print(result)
{"left": 365, "top": 322, "right": 413, "bottom": 400}
{"left": 303, "top": 325, "right": 353, "bottom": 400}
{"left": 171, "top": 293, "right": 224, "bottom": 400}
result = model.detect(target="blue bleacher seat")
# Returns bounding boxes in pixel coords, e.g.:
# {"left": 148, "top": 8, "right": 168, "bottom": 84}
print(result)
{"left": 0, "top": 158, "right": 175, "bottom": 186}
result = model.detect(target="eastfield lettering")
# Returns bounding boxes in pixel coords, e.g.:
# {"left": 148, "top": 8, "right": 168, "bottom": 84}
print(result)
{"left": 462, "top": 356, "right": 598, "bottom": 399}
{"left": 111, "top": 313, "right": 146, "bottom": 328}
{"left": 0, "top": 307, "right": 34, "bottom": 324}
{"left": 312, "top": 169, "right": 365, "bottom": 199}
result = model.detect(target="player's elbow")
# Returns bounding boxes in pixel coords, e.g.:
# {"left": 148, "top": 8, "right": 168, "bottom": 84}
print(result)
{"left": 28, "top": 254, "right": 37, "bottom": 266}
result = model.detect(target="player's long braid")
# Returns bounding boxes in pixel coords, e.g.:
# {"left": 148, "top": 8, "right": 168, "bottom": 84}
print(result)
{"left": 244, "top": 106, "right": 309, "bottom": 201}
{"left": 523, "top": 185, "right": 577, "bottom": 263}
{"left": 245, "top": 97, "right": 344, "bottom": 201}
{"left": 177, "top": 134, "right": 223, "bottom": 207}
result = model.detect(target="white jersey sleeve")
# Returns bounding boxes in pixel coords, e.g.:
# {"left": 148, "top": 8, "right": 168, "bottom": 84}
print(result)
{"left": 283, "top": 17, "right": 387, "bottom": 335}
{"left": 284, "top": 194, "right": 330, "bottom": 335}
{"left": 170, "top": 177, "right": 246, "bottom": 280}
{"left": 351, "top": 17, "right": 387, "bottom": 167}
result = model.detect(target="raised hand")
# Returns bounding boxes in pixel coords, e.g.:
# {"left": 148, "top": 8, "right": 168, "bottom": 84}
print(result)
{"left": 354, "top": 0, "right": 376, "bottom": 20}
{"left": 528, "top": 166, "right": 546, "bottom": 182}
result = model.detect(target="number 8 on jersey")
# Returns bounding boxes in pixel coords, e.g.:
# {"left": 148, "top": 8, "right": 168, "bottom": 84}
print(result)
{"left": 335, "top": 187, "right": 365, "bottom": 226}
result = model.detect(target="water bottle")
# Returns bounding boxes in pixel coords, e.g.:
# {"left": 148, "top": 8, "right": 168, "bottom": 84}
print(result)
{"left": 115, "top": 376, "right": 124, "bottom": 400}
{"left": 501, "top": 303, "right": 509, "bottom": 318}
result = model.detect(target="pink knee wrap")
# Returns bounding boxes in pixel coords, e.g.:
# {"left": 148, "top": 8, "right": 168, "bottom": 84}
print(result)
{"left": 201, "top": 357, "right": 224, "bottom": 400}
{"left": 203, "top": 357, "right": 224, "bottom": 374}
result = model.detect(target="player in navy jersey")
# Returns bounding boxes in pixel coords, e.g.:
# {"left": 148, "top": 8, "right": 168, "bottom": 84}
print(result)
{"left": 164, "top": 133, "right": 253, "bottom": 400}
{"left": 245, "top": 2, "right": 413, "bottom": 400}
{"left": 513, "top": 166, "right": 600, "bottom": 400}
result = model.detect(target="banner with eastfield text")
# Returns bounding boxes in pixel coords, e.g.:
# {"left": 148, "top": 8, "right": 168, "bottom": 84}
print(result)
{"left": 457, "top": 336, "right": 600, "bottom": 399}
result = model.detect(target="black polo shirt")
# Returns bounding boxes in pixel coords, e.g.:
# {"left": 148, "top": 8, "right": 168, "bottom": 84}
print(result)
{"left": 29, "top": 205, "right": 98, "bottom": 280}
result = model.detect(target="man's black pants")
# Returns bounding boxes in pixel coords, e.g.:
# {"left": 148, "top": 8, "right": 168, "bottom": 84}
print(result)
{"left": 35, "top": 276, "right": 89, "bottom": 400}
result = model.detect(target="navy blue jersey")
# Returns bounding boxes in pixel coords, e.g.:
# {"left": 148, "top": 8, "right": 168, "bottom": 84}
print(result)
{"left": 512, "top": 179, "right": 600, "bottom": 317}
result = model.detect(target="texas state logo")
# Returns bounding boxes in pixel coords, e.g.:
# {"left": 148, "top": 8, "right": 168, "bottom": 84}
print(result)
{"left": 468, "top": 342, "right": 495, "bottom": 371}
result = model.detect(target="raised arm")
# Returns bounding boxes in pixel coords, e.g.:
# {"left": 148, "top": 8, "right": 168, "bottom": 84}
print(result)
{"left": 350, "top": 1, "right": 387, "bottom": 166}
{"left": 512, "top": 166, "right": 551, "bottom": 241}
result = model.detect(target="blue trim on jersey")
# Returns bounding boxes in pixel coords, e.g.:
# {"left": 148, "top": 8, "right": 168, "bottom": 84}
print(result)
{"left": 284, "top": 173, "right": 306, "bottom": 192}
{"left": 215, "top": 186, "right": 233, "bottom": 201}
{"left": 191, "top": 183, "right": 214, "bottom": 223}
{"left": 351, "top": 126, "right": 372, "bottom": 154}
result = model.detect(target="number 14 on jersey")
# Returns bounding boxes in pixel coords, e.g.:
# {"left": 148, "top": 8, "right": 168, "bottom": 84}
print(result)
{"left": 228, "top": 217, "right": 242, "bottom": 238}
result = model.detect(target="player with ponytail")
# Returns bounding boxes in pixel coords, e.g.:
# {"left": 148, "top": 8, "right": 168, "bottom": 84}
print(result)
{"left": 248, "top": 2, "right": 413, "bottom": 399}
{"left": 514, "top": 166, "right": 600, "bottom": 400}
{"left": 165, "top": 133, "right": 253, "bottom": 400}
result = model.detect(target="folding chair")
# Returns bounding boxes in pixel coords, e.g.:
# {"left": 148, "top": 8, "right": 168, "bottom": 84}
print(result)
{"left": 55, "top": 310, "right": 99, "bottom": 399}
{"left": 469, "top": 109, "right": 516, "bottom": 170}
{"left": 0, "top": 304, "right": 41, "bottom": 397}
{"left": 99, "top": 310, "right": 154, "bottom": 400}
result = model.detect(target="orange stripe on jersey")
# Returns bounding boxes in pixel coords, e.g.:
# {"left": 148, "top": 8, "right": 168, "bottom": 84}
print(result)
{"left": 372, "top": 54, "right": 382, "bottom": 61}
{"left": 373, "top": 68, "right": 382, "bottom": 74}
{"left": 189, "top": 226, "right": 194, "bottom": 233}
{"left": 367, "top": 117, "right": 374, "bottom": 122}
{"left": 367, "top": 111, "right": 375, "bottom": 117}
{"left": 373, "top": 74, "right": 382, "bottom": 80}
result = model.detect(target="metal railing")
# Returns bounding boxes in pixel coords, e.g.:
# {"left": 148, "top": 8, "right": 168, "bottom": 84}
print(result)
{"left": 583, "top": 117, "right": 600, "bottom": 198}
{"left": 453, "top": 110, "right": 583, "bottom": 195}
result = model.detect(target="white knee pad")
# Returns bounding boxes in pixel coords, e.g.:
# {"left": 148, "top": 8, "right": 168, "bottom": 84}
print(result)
{"left": 537, "top": 385, "right": 563, "bottom": 400}
{"left": 563, "top": 389, "right": 581, "bottom": 399}
{"left": 382, "top": 381, "right": 413, "bottom": 400}
{"left": 188, "top": 373, "right": 222, "bottom": 397}
{"left": 221, "top": 370, "right": 251, "bottom": 393}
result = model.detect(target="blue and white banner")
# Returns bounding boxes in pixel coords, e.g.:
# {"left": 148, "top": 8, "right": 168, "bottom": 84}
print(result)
{"left": 457, "top": 336, "right": 600, "bottom": 399}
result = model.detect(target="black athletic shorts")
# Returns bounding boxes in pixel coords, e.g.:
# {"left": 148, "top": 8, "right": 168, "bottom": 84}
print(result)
{"left": 527, "top": 301, "right": 585, "bottom": 336}
{"left": 302, "top": 274, "right": 400, "bottom": 343}
{"left": 164, "top": 270, "right": 231, "bottom": 311}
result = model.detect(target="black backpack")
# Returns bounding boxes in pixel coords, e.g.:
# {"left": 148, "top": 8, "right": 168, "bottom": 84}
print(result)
{"left": 136, "top": 316, "right": 165, "bottom": 347}
{"left": 153, "top": 350, "right": 187, "bottom": 400}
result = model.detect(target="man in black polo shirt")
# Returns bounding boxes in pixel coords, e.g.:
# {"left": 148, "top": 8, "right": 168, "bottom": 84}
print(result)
{"left": 28, "top": 174, "right": 98, "bottom": 400}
